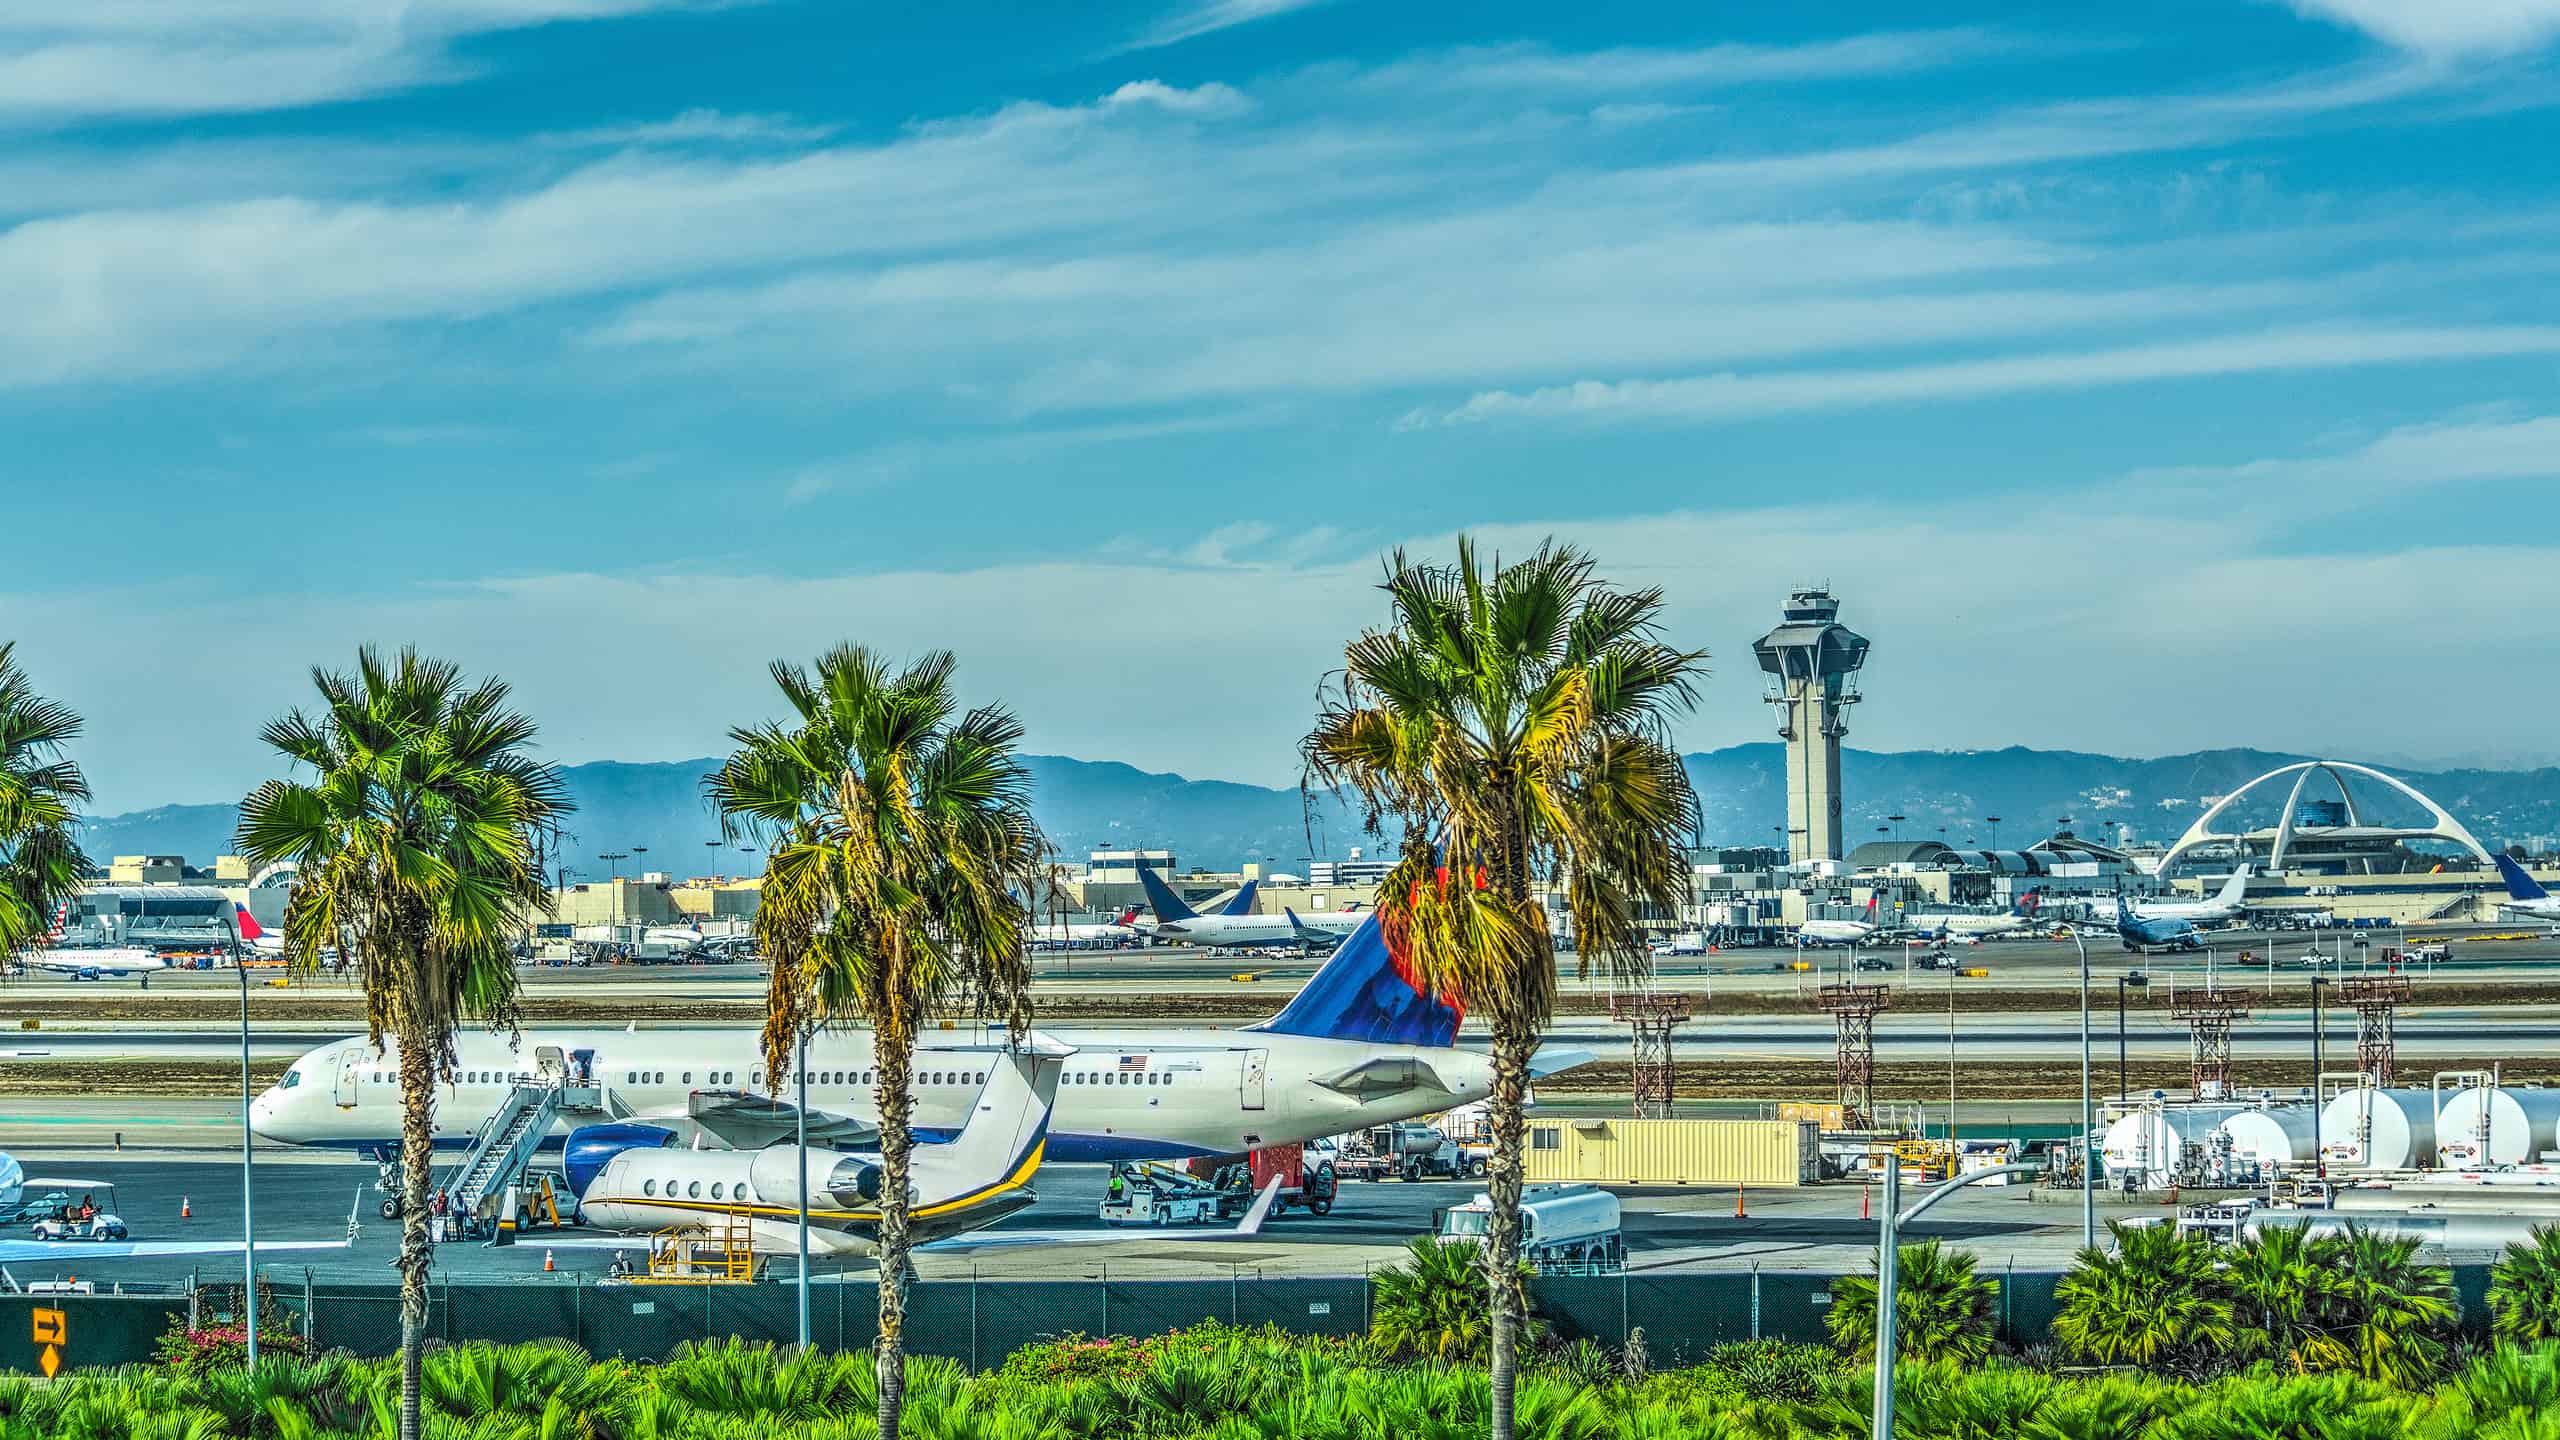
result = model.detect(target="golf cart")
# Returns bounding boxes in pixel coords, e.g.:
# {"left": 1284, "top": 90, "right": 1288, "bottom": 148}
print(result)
{"left": 28, "top": 1184, "right": 127, "bottom": 1242}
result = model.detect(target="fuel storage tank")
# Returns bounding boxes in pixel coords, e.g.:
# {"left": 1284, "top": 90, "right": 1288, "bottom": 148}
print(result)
{"left": 2437, "top": 1087, "right": 2560, "bottom": 1169}
{"left": 2318, "top": 1087, "right": 2440, "bottom": 1171}
{"left": 2216, "top": 1105, "right": 2320, "bottom": 1179}
{"left": 2102, "top": 1104, "right": 2243, "bottom": 1188}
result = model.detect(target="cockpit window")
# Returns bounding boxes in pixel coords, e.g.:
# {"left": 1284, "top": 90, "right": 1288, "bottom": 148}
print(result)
{"left": 280, "top": 1071, "right": 303, "bottom": 1089}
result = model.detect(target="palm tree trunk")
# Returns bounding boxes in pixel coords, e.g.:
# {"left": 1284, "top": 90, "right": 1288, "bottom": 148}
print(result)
{"left": 1485, "top": 1020, "right": 1532, "bottom": 1440}
{"left": 874, "top": 1034, "right": 914, "bottom": 1440}
{"left": 395, "top": 1023, "right": 437, "bottom": 1440}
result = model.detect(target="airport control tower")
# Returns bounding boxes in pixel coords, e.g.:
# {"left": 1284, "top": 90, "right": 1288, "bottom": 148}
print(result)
{"left": 1753, "top": 588, "right": 1869, "bottom": 865}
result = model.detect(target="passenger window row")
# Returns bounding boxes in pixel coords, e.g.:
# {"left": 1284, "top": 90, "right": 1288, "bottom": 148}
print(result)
{"left": 638, "top": 1178, "right": 746, "bottom": 1202}
{"left": 1067, "top": 1071, "right": 1175, "bottom": 1085}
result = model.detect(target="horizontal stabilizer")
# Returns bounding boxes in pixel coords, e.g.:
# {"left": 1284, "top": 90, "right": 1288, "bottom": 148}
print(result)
{"left": 1312, "top": 1056, "right": 1449, "bottom": 1099}
{"left": 1527, "top": 1046, "right": 1596, "bottom": 1080}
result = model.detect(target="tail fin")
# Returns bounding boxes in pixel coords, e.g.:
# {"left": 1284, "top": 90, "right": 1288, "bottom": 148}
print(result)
{"left": 920, "top": 1036, "right": 1069, "bottom": 1201}
{"left": 2215, "top": 864, "right": 2251, "bottom": 905}
{"left": 1218, "top": 879, "right": 1261, "bottom": 917}
{"left": 2014, "top": 890, "right": 2042, "bottom": 918}
{"left": 1114, "top": 907, "right": 1141, "bottom": 927}
{"left": 1251, "top": 912, "right": 1464, "bottom": 1048}
{"left": 1863, "top": 894, "right": 1879, "bottom": 920}
{"left": 1136, "top": 867, "right": 1201, "bottom": 923}
{"left": 2496, "top": 854, "right": 2551, "bottom": 902}
{"left": 232, "top": 905, "right": 264, "bottom": 942}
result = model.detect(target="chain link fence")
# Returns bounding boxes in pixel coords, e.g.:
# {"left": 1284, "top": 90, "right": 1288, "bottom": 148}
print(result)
{"left": 9, "top": 1261, "right": 2502, "bottom": 1374}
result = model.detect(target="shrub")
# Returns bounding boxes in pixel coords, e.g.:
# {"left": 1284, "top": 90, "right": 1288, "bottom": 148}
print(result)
{"left": 1826, "top": 1239, "right": 2001, "bottom": 1365}
{"left": 1699, "top": 1339, "right": 1838, "bottom": 1403}
{"left": 1369, "top": 1237, "right": 1540, "bottom": 1364}
{"left": 152, "top": 1324, "right": 310, "bottom": 1380}
{"left": 2051, "top": 1221, "right": 2236, "bottom": 1376}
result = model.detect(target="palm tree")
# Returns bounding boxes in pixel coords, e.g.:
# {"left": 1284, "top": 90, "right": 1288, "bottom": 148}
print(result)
{"left": 2226, "top": 1225, "right": 2352, "bottom": 1375}
{"left": 1304, "top": 538, "right": 1704, "bottom": 1440}
{"left": 706, "top": 645, "right": 1040, "bottom": 1440}
{"left": 2049, "top": 1221, "right": 2237, "bottom": 1376}
{"left": 2332, "top": 1227, "right": 2456, "bottom": 1387}
{"left": 2489, "top": 1225, "right": 2560, "bottom": 1347}
{"left": 0, "top": 644, "right": 90, "bottom": 962}
{"left": 1828, "top": 1239, "right": 1999, "bottom": 1365}
{"left": 234, "top": 648, "right": 568, "bottom": 1440}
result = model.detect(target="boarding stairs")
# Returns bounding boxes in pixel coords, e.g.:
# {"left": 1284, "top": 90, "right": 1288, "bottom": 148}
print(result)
{"left": 439, "top": 1076, "right": 604, "bottom": 1221}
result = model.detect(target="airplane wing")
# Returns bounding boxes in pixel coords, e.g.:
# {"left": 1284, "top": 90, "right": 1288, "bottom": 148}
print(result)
{"left": 0, "top": 1193, "right": 363, "bottom": 1263}
{"left": 671, "top": 1090, "right": 880, "bottom": 1152}
{"left": 919, "top": 1177, "right": 1284, "bottom": 1253}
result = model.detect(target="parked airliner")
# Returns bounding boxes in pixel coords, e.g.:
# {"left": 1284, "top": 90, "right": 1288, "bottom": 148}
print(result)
{"left": 2493, "top": 855, "right": 2560, "bottom": 922}
{"left": 251, "top": 911, "right": 1511, "bottom": 1166}
{"left": 1904, "top": 891, "right": 2042, "bottom": 941}
{"left": 17, "top": 946, "right": 168, "bottom": 980}
{"left": 2123, "top": 865, "right": 2252, "bottom": 925}
{"left": 1796, "top": 895, "right": 1881, "bottom": 947}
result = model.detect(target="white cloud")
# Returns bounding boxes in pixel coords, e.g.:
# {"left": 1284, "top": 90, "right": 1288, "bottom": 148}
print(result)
{"left": 1124, "top": 0, "right": 1331, "bottom": 53}
{"left": 2285, "top": 0, "right": 2560, "bottom": 58}
{"left": 1358, "top": 30, "right": 2044, "bottom": 96}
{"left": 1425, "top": 326, "right": 2560, "bottom": 428}
{"left": 1102, "top": 80, "right": 1252, "bottom": 116}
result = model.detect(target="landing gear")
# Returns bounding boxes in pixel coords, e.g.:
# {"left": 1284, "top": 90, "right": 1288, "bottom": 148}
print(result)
{"left": 380, "top": 1198, "right": 403, "bottom": 1220}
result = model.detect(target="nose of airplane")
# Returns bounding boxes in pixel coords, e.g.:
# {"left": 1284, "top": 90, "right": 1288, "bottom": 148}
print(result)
{"left": 248, "top": 1088, "right": 282, "bottom": 1139}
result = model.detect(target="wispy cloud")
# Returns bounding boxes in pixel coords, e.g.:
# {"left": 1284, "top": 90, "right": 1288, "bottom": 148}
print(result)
{"left": 1124, "top": 0, "right": 1332, "bottom": 52}
{"left": 1419, "top": 326, "right": 2560, "bottom": 429}
{"left": 2283, "top": 0, "right": 2560, "bottom": 59}
{"left": 540, "top": 108, "right": 841, "bottom": 149}
{"left": 0, "top": 1, "right": 729, "bottom": 124}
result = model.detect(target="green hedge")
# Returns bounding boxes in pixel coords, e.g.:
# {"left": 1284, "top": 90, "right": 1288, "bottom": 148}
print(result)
{"left": 6, "top": 1327, "right": 2560, "bottom": 1440}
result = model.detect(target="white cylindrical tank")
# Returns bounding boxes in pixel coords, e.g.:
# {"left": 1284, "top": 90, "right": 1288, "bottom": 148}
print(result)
{"left": 2218, "top": 1106, "right": 2320, "bottom": 1178}
{"left": 2438, "top": 1088, "right": 2560, "bottom": 1168}
{"left": 2320, "top": 1088, "right": 2440, "bottom": 1170}
{"left": 2102, "top": 1105, "right": 2242, "bottom": 1188}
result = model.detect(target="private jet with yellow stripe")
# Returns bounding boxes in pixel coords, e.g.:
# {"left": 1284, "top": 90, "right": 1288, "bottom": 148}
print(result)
{"left": 561, "top": 1037, "right": 1066, "bottom": 1256}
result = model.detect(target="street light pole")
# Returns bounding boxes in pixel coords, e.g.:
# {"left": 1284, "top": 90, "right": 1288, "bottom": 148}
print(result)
{"left": 2310, "top": 977, "right": 2327, "bottom": 1183}
{"left": 236, "top": 921, "right": 257, "bottom": 1365}
{"left": 795, "top": 1021, "right": 811, "bottom": 1349}
{"left": 2074, "top": 931, "right": 2094, "bottom": 1249}
{"left": 1870, "top": 1156, "right": 1900, "bottom": 1440}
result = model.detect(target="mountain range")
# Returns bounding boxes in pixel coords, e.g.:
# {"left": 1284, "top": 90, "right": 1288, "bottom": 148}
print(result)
{"left": 75, "top": 746, "right": 2560, "bottom": 881}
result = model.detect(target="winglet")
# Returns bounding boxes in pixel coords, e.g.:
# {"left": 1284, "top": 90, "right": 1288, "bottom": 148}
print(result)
{"left": 1232, "top": 1176, "right": 1283, "bottom": 1236}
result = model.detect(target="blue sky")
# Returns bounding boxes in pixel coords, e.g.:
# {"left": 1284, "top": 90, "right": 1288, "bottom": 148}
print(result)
{"left": 8, "top": 0, "right": 2560, "bottom": 811}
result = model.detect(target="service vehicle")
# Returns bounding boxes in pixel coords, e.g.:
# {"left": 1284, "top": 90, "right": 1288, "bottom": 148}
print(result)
{"left": 1437, "top": 1184, "right": 1622, "bottom": 1271}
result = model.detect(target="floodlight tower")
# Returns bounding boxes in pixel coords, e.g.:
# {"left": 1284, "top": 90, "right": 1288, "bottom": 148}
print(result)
{"left": 1754, "top": 588, "right": 1870, "bottom": 865}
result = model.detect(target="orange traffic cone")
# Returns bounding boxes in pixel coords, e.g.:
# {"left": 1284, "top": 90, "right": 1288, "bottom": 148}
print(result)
{"left": 181, "top": 1196, "right": 191, "bottom": 1220}
{"left": 1735, "top": 1184, "right": 1748, "bottom": 1219}
{"left": 543, "top": 1249, "right": 555, "bottom": 1273}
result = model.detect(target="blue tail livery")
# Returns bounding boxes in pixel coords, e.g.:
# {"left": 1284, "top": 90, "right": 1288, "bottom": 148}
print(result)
{"left": 1136, "top": 866, "right": 1201, "bottom": 923}
{"left": 1252, "top": 911, "right": 1463, "bottom": 1048}
{"left": 2497, "top": 854, "right": 2551, "bottom": 902}
{"left": 1218, "top": 878, "right": 1261, "bottom": 916}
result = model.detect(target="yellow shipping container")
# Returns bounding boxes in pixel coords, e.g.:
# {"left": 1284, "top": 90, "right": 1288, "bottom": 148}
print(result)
{"left": 1521, "top": 1118, "right": 1819, "bottom": 1187}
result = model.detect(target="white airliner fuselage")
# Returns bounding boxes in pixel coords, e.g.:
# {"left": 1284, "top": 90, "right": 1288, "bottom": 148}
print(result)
{"left": 18, "top": 947, "right": 168, "bottom": 978}
{"left": 1153, "top": 910, "right": 1364, "bottom": 948}
{"left": 253, "top": 1024, "right": 1494, "bottom": 1165}
{"left": 2125, "top": 866, "right": 2252, "bottom": 925}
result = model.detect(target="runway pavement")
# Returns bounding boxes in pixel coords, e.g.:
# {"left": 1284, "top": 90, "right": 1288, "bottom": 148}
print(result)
{"left": 17, "top": 1004, "right": 2560, "bottom": 1068}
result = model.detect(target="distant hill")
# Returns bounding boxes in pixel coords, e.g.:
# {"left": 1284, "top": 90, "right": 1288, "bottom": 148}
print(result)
{"left": 73, "top": 746, "right": 2560, "bottom": 878}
